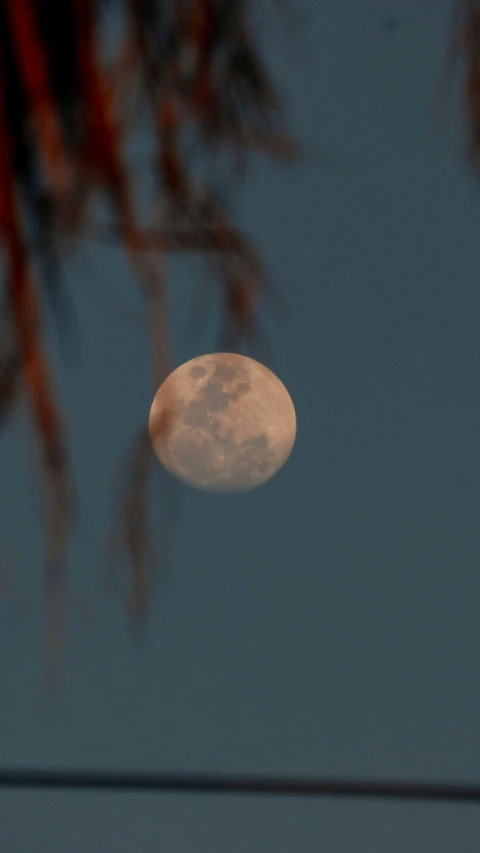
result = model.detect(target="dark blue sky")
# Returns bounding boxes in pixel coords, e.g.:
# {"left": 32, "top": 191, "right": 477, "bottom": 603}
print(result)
{"left": 1, "top": 0, "right": 480, "bottom": 850}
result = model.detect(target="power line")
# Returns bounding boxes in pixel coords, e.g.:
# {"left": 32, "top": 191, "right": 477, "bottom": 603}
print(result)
{"left": 0, "top": 768, "right": 479, "bottom": 805}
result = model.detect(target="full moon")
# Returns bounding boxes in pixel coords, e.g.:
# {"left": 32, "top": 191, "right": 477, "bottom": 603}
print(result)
{"left": 148, "top": 353, "right": 296, "bottom": 492}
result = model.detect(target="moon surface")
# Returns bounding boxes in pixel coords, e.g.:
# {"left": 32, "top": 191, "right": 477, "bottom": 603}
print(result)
{"left": 148, "top": 353, "right": 296, "bottom": 492}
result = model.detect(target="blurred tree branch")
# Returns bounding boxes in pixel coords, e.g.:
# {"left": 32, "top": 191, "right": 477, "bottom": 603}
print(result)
{"left": 0, "top": 0, "right": 303, "bottom": 681}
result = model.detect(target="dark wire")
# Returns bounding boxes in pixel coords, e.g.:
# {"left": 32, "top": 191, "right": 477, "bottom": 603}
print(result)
{"left": 0, "top": 768, "right": 479, "bottom": 804}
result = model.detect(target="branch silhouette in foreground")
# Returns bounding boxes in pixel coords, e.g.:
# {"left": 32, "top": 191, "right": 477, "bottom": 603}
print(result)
{"left": 0, "top": 0, "right": 302, "bottom": 681}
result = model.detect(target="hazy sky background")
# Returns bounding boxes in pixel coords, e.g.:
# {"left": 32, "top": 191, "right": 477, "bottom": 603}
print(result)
{"left": 1, "top": 0, "right": 480, "bottom": 850}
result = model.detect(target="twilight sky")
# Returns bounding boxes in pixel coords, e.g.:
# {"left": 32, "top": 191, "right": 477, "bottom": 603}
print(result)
{"left": 1, "top": 0, "right": 480, "bottom": 850}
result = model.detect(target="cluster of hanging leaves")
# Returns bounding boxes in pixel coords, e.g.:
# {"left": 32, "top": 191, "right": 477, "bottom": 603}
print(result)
{"left": 454, "top": 1, "right": 480, "bottom": 170}
{"left": 0, "top": 0, "right": 303, "bottom": 680}
{"left": 433, "top": 0, "right": 480, "bottom": 175}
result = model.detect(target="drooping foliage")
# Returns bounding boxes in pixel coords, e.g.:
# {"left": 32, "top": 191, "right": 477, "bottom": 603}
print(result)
{"left": 0, "top": 0, "right": 301, "bottom": 679}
